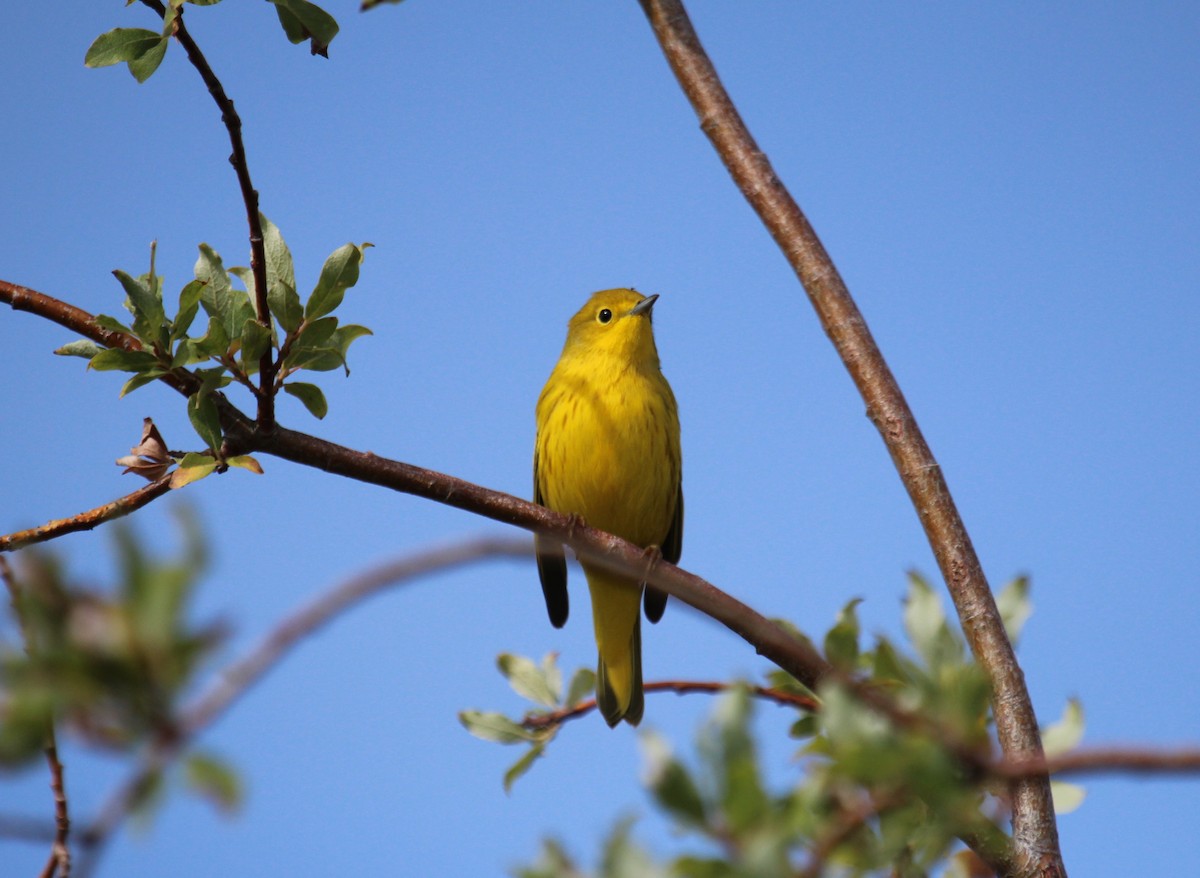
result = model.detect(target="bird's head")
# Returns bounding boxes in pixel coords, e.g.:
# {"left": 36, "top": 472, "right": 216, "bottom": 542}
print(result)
{"left": 563, "top": 288, "right": 662, "bottom": 368}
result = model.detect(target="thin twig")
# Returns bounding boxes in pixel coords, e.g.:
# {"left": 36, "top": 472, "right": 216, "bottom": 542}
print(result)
{"left": 73, "top": 537, "right": 533, "bottom": 875}
{"left": 3, "top": 558, "right": 72, "bottom": 878}
{"left": 0, "top": 475, "right": 174, "bottom": 553}
{"left": 635, "top": 3, "right": 1061, "bottom": 875}
{"left": 141, "top": 0, "right": 275, "bottom": 428}
{"left": 39, "top": 733, "right": 71, "bottom": 878}
{"left": 797, "top": 790, "right": 908, "bottom": 878}
{"left": 522, "top": 680, "right": 819, "bottom": 730}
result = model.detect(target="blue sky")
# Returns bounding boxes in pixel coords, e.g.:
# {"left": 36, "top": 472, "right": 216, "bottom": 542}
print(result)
{"left": 2, "top": 2, "right": 1197, "bottom": 875}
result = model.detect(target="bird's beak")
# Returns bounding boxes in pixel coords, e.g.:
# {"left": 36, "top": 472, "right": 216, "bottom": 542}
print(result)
{"left": 629, "top": 294, "right": 659, "bottom": 317}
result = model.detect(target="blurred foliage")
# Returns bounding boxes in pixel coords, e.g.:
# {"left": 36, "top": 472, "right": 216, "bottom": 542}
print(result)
{"left": 495, "top": 575, "right": 1083, "bottom": 878}
{"left": 0, "top": 510, "right": 240, "bottom": 814}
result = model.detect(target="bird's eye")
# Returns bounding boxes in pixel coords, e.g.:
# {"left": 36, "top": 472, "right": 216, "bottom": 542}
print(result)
{"left": 597, "top": 308, "right": 613, "bottom": 324}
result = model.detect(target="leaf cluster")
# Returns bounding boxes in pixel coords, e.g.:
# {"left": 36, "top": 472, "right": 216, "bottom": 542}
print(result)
{"left": 55, "top": 219, "right": 372, "bottom": 457}
{"left": 84, "top": 0, "right": 341, "bottom": 82}
{"left": 500, "top": 576, "right": 1085, "bottom": 878}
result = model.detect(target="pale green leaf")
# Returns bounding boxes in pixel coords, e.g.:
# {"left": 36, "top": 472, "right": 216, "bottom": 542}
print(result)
{"left": 458, "top": 710, "right": 536, "bottom": 744}
{"left": 498, "top": 653, "right": 558, "bottom": 707}
{"left": 282, "top": 382, "right": 328, "bottom": 419}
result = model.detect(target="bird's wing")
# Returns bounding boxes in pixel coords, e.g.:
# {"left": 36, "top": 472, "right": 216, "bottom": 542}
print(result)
{"left": 534, "top": 448, "right": 569, "bottom": 628}
{"left": 644, "top": 483, "right": 683, "bottom": 624}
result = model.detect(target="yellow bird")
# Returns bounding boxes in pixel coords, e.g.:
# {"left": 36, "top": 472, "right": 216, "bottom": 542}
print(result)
{"left": 534, "top": 288, "right": 683, "bottom": 727}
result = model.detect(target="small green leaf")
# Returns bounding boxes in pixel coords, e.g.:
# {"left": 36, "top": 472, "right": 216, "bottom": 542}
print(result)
{"left": 1049, "top": 780, "right": 1087, "bottom": 815}
{"left": 458, "top": 710, "right": 537, "bottom": 744}
{"left": 187, "top": 393, "right": 223, "bottom": 452}
{"left": 239, "top": 318, "right": 272, "bottom": 371}
{"left": 225, "top": 455, "right": 264, "bottom": 474}
{"left": 503, "top": 744, "right": 545, "bottom": 793}
{"left": 788, "top": 713, "right": 819, "bottom": 739}
{"left": 282, "top": 382, "right": 328, "bottom": 419}
{"left": 260, "top": 214, "right": 296, "bottom": 294}
{"left": 114, "top": 269, "right": 166, "bottom": 346}
{"left": 94, "top": 313, "right": 133, "bottom": 335}
{"left": 172, "top": 279, "right": 206, "bottom": 343}
{"left": 642, "top": 732, "right": 706, "bottom": 827}
{"left": 190, "top": 316, "right": 231, "bottom": 359}
{"left": 183, "top": 752, "right": 243, "bottom": 813}
{"left": 498, "top": 653, "right": 559, "bottom": 708}
{"left": 306, "top": 243, "right": 365, "bottom": 320}
{"left": 84, "top": 28, "right": 163, "bottom": 69}
{"left": 169, "top": 453, "right": 218, "bottom": 489}
{"left": 55, "top": 340, "right": 105, "bottom": 359}
{"left": 1041, "top": 698, "right": 1085, "bottom": 758}
{"left": 996, "top": 576, "right": 1033, "bottom": 645}
{"left": 89, "top": 348, "right": 159, "bottom": 372}
{"left": 127, "top": 35, "right": 168, "bottom": 82}
{"left": 824, "top": 597, "right": 862, "bottom": 669}
{"left": 564, "top": 667, "right": 596, "bottom": 708}
{"left": 120, "top": 370, "right": 167, "bottom": 397}
{"left": 269, "top": 0, "right": 340, "bottom": 54}
{"left": 195, "top": 244, "right": 253, "bottom": 340}
{"left": 269, "top": 280, "right": 303, "bottom": 334}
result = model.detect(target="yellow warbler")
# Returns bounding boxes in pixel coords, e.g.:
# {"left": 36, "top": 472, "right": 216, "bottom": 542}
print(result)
{"left": 534, "top": 288, "right": 683, "bottom": 727}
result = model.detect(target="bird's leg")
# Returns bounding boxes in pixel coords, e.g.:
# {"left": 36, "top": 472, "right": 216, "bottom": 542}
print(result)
{"left": 639, "top": 544, "right": 664, "bottom": 584}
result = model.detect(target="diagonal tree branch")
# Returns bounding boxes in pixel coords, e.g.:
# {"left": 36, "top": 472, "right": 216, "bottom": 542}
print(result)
{"left": 140, "top": 0, "right": 276, "bottom": 429}
{"left": 0, "top": 475, "right": 174, "bottom": 553}
{"left": 635, "top": 2, "right": 1062, "bottom": 875}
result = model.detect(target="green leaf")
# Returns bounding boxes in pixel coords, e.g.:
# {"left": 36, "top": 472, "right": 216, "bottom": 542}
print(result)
{"left": 55, "top": 340, "right": 105, "bottom": 359}
{"left": 114, "top": 269, "right": 166, "bottom": 346}
{"left": 1041, "top": 698, "right": 1085, "bottom": 758}
{"left": 84, "top": 28, "right": 163, "bottom": 72}
{"left": 902, "top": 571, "right": 962, "bottom": 667}
{"left": 289, "top": 324, "right": 373, "bottom": 375}
{"left": 94, "top": 313, "right": 134, "bottom": 335}
{"left": 1049, "top": 780, "right": 1087, "bottom": 815}
{"left": 187, "top": 393, "right": 223, "bottom": 453}
{"left": 260, "top": 214, "right": 296, "bottom": 294}
{"left": 127, "top": 34, "right": 168, "bottom": 82}
{"left": 268, "top": 0, "right": 340, "bottom": 54}
{"left": 282, "top": 382, "right": 328, "bottom": 419}
{"left": 172, "top": 279, "right": 206, "bottom": 342}
{"left": 269, "top": 280, "right": 304, "bottom": 335}
{"left": 183, "top": 752, "right": 243, "bottom": 813}
{"left": 642, "top": 732, "right": 707, "bottom": 827}
{"left": 169, "top": 453, "right": 218, "bottom": 489}
{"left": 239, "top": 318, "right": 272, "bottom": 372}
{"left": 89, "top": 348, "right": 159, "bottom": 373}
{"left": 824, "top": 597, "right": 862, "bottom": 669}
{"left": 306, "top": 243, "right": 365, "bottom": 320}
{"left": 498, "top": 653, "right": 559, "bottom": 708}
{"left": 120, "top": 369, "right": 167, "bottom": 397}
{"left": 189, "top": 316, "right": 231, "bottom": 360}
{"left": 361, "top": 0, "right": 406, "bottom": 9}
{"left": 996, "top": 576, "right": 1032, "bottom": 645}
{"left": 503, "top": 744, "right": 545, "bottom": 793}
{"left": 195, "top": 244, "right": 253, "bottom": 340}
{"left": 458, "top": 710, "right": 537, "bottom": 744}
{"left": 565, "top": 667, "right": 596, "bottom": 707}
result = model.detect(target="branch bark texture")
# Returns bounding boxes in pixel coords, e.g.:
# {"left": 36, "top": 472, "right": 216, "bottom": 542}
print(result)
{"left": 636, "top": 2, "right": 1062, "bottom": 875}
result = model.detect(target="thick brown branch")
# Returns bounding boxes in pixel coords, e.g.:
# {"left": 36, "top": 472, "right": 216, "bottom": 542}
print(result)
{"left": 635, "top": 2, "right": 1061, "bottom": 874}
{"left": 141, "top": 0, "right": 275, "bottom": 428}
{"left": 0, "top": 475, "right": 173, "bottom": 553}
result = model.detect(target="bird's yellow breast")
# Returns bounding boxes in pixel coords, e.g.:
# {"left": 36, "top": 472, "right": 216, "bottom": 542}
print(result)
{"left": 536, "top": 354, "right": 680, "bottom": 548}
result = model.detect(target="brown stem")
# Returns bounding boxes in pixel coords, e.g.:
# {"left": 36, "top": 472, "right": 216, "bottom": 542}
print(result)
{"left": 522, "top": 680, "right": 818, "bottom": 730}
{"left": 636, "top": 2, "right": 1061, "bottom": 874}
{"left": 0, "top": 476, "right": 174, "bottom": 553}
{"left": 997, "top": 746, "right": 1200, "bottom": 779}
{"left": 141, "top": 0, "right": 275, "bottom": 428}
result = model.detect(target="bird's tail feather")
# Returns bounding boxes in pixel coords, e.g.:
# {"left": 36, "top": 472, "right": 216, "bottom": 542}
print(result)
{"left": 588, "top": 571, "right": 644, "bottom": 727}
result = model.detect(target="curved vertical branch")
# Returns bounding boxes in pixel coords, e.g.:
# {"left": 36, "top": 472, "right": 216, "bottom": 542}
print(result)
{"left": 636, "top": 2, "right": 1063, "bottom": 875}
{"left": 141, "top": 0, "right": 276, "bottom": 429}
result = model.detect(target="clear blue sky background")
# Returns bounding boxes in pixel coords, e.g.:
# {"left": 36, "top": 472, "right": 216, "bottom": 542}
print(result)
{"left": 2, "top": 2, "right": 1197, "bottom": 875}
